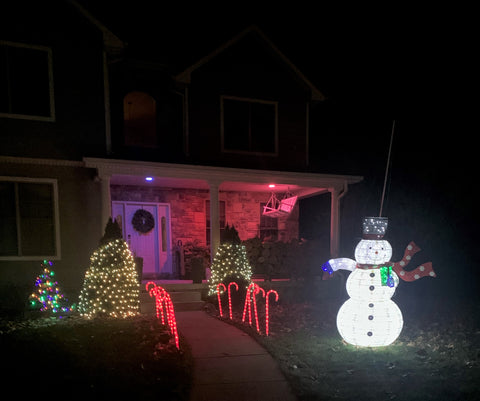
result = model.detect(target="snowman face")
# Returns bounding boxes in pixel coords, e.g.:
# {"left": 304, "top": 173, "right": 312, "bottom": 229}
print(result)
{"left": 355, "top": 240, "right": 392, "bottom": 265}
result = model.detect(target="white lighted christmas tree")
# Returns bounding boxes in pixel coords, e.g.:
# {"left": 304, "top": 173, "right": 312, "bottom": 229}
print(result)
{"left": 208, "top": 225, "right": 253, "bottom": 296}
{"left": 78, "top": 219, "right": 140, "bottom": 318}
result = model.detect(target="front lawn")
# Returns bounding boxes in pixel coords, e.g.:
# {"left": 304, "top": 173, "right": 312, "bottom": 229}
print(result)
{"left": 0, "top": 314, "right": 193, "bottom": 400}
{"left": 210, "top": 283, "right": 480, "bottom": 401}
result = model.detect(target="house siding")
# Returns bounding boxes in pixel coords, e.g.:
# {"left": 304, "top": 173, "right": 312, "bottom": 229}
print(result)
{"left": 0, "top": 161, "right": 102, "bottom": 300}
{"left": 0, "top": 1, "right": 107, "bottom": 161}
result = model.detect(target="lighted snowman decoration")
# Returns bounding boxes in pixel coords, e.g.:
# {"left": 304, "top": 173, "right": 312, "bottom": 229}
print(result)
{"left": 322, "top": 217, "right": 403, "bottom": 347}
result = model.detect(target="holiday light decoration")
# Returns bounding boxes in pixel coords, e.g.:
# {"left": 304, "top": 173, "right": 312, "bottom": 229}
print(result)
{"left": 146, "top": 282, "right": 179, "bottom": 349}
{"left": 208, "top": 243, "right": 253, "bottom": 296}
{"left": 216, "top": 283, "right": 226, "bottom": 317}
{"left": 322, "top": 217, "right": 436, "bottom": 347}
{"left": 29, "top": 260, "right": 75, "bottom": 314}
{"left": 334, "top": 217, "right": 403, "bottom": 347}
{"left": 242, "top": 283, "right": 265, "bottom": 333}
{"left": 78, "top": 239, "right": 140, "bottom": 319}
{"left": 265, "top": 289, "right": 279, "bottom": 336}
{"left": 228, "top": 282, "right": 238, "bottom": 319}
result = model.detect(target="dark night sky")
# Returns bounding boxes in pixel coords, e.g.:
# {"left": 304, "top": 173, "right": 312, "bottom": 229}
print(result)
{"left": 77, "top": 1, "right": 476, "bottom": 295}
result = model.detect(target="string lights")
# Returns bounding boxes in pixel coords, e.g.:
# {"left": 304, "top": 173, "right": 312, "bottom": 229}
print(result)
{"left": 78, "top": 239, "right": 140, "bottom": 319}
{"left": 217, "top": 281, "right": 279, "bottom": 336}
{"left": 265, "top": 290, "right": 279, "bottom": 336}
{"left": 29, "top": 260, "right": 75, "bottom": 314}
{"left": 216, "top": 283, "right": 226, "bottom": 317}
{"left": 208, "top": 243, "right": 253, "bottom": 296}
{"left": 228, "top": 282, "right": 238, "bottom": 320}
{"left": 146, "top": 282, "right": 179, "bottom": 349}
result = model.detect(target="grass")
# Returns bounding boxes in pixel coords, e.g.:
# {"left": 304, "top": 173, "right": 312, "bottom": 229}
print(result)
{"left": 0, "top": 314, "right": 193, "bottom": 400}
{"left": 2, "top": 284, "right": 479, "bottom": 401}
{"left": 211, "top": 284, "right": 480, "bottom": 401}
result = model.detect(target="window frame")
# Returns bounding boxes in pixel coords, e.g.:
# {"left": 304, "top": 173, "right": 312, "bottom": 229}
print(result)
{"left": 0, "top": 40, "right": 56, "bottom": 122}
{"left": 220, "top": 95, "right": 278, "bottom": 156}
{"left": 205, "top": 200, "right": 226, "bottom": 245}
{"left": 259, "top": 202, "right": 278, "bottom": 241}
{"left": 0, "top": 177, "right": 61, "bottom": 260}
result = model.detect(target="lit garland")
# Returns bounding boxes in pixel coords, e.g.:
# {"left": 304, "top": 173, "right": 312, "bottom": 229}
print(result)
{"left": 78, "top": 239, "right": 140, "bottom": 319}
{"left": 29, "top": 260, "right": 75, "bottom": 314}
{"left": 207, "top": 243, "right": 253, "bottom": 296}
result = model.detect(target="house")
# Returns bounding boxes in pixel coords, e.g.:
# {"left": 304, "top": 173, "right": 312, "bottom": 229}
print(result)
{"left": 0, "top": 1, "right": 362, "bottom": 303}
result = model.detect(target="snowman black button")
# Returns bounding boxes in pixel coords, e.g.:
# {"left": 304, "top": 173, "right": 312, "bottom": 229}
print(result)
{"left": 368, "top": 315, "right": 374, "bottom": 320}
{"left": 367, "top": 331, "right": 373, "bottom": 336}
{"left": 369, "top": 285, "right": 375, "bottom": 291}
{"left": 370, "top": 272, "right": 375, "bottom": 277}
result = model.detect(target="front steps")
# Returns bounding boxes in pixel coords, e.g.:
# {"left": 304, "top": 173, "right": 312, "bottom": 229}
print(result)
{"left": 140, "top": 282, "right": 208, "bottom": 314}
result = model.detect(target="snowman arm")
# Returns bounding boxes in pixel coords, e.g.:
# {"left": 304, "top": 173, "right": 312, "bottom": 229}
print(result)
{"left": 322, "top": 258, "right": 356, "bottom": 275}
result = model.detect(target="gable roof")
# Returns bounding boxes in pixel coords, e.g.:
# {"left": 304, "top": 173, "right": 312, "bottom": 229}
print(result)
{"left": 174, "top": 25, "right": 325, "bottom": 101}
{"left": 67, "top": 0, "right": 125, "bottom": 56}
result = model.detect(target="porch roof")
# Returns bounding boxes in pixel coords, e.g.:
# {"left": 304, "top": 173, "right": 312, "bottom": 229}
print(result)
{"left": 84, "top": 157, "right": 363, "bottom": 198}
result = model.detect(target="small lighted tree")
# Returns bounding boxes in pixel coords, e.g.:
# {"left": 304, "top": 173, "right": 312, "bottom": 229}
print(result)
{"left": 208, "top": 225, "right": 253, "bottom": 296}
{"left": 29, "top": 260, "right": 74, "bottom": 314}
{"left": 78, "top": 218, "right": 140, "bottom": 318}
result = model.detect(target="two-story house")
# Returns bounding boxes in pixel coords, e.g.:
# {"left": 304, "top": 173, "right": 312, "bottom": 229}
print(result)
{"left": 0, "top": 1, "right": 361, "bottom": 304}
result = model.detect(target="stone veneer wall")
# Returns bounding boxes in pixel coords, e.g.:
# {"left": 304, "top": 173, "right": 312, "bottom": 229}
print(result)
{"left": 110, "top": 185, "right": 299, "bottom": 247}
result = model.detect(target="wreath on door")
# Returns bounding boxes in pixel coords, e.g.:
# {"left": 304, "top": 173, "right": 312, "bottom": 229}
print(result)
{"left": 132, "top": 209, "right": 155, "bottom": 234}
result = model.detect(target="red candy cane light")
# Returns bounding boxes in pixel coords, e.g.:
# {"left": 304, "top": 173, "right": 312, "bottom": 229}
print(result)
{"left": 216, "top": 283, "right": 226, "bottom": 317}
{"left": 253, "top": 285, "right": 265, "bottom": 333}
{"left": 265, "top": 290, "right": 279, "bottom": 336}
{"left": 242, "top": 283, "right": 265, "bottom": 333}
{"left": 146, "top": 282, "right": 179, "bottom": 349}
{"left": 227, "top": 282, "right": 238, "bottom": 320}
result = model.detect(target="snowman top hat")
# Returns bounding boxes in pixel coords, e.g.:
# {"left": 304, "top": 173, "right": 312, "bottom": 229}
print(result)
{"left": 363, "top": 217, "right": 388, "bottom": 239}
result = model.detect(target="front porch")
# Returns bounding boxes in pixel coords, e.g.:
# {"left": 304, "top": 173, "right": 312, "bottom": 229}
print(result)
{"left": 85, "top": 158, "right": 362, "bottom": 279}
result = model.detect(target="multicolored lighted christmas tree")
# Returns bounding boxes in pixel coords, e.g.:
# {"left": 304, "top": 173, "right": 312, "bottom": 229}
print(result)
{"left": 29, "top": 260, "right": 75, "bottom": 313}
{"left": 208, "top": 225, "right": 253, "bottom": 296}
{"left": 78, "top": 219, "right": 140, "bottom": 318}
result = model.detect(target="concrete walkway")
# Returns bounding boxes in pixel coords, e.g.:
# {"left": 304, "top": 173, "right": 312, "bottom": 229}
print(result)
{"left": 176, "top": 310, "right": 297, "bottom": 401}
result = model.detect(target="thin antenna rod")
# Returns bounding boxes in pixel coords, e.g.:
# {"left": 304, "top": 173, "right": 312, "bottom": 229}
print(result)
{"left": 379, "top": 120, "right": 395, "bottom": 217}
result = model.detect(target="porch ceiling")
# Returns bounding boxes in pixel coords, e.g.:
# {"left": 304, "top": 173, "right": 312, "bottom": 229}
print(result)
{"left": 110, "top": 174, "right": 326, "bottom": 198}
{"left": 86, "top": 157, "right": 363, "bottom": 200}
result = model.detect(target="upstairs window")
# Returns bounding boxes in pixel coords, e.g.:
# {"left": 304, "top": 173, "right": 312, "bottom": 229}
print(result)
{"left": 123, "top": 91, "right": 157, "bottom": 148}
{"left": 221, "top": 96, "right": 278, "bottom": 155}
{"left": 0, "top": 41, "right": 55, "bottom": 121}
{"left": 0, "top": 178, "right": 60, "bottom": 259}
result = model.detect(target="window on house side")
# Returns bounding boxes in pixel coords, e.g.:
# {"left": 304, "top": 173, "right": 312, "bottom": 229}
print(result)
{"left": 0, "top": 41, "right": 54, "bottom": 121}
{"left": 221, "top": 96, "right": 278, "bottom": 155}
{"left": 259, "top": 202, "right": 278, "bottom": 241}
{"left": 123, "top": 91, "right": 157, "bottom": 148}
{"left": 0, "top": 179, "right": 59, "bottom": 259}
{"left": 206, "top": 200, "right": 226, "bottom": 245}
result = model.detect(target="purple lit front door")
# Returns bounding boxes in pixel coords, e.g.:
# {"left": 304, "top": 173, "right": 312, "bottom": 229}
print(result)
{"left": 112, "top": 201, "right": 172, "bottom": 277}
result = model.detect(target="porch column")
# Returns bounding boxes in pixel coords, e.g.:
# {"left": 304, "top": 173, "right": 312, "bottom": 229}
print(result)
{"left": 329, "top": 187, "right": 341, "bottom": 258}
{"left": 208, "top": 180, "right": 221, "bottom": 260}
{"left": 99, "top": 173, "right": 111, "bottom": 236}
